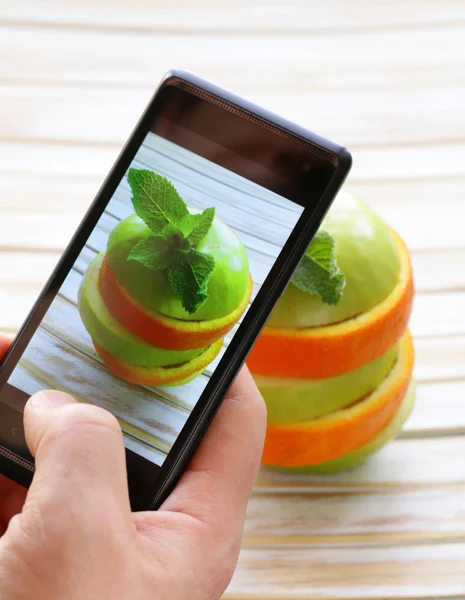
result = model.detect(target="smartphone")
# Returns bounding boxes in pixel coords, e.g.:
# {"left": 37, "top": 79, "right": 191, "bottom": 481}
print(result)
{"left": 0, "top": 71, "right": 351, "bottom": 510}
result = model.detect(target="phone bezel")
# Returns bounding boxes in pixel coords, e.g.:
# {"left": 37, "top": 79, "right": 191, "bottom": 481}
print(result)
{"left": 0, "top": 70, "right": 352, "bottom": 510}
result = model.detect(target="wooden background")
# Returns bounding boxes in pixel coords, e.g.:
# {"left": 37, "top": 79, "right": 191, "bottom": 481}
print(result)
{"left": 1, "top": 1, "right": 465, "bottom": 597}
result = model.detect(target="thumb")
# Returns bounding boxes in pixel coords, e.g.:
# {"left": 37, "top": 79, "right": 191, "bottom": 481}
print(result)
{"left": 23, "top": 390, "right": 131, "bottom": 519}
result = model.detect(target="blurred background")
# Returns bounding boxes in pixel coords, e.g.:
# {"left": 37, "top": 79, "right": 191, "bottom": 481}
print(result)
{"left": 1, "top": 1, "right": 465, "bottom": 597}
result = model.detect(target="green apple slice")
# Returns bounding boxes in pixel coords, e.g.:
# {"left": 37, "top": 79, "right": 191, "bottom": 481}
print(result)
{"left": 78, "top": 253, "right": 207, "bottom": 368}
{"left": 254, "top": 342, "right": 398, "bottom": 423}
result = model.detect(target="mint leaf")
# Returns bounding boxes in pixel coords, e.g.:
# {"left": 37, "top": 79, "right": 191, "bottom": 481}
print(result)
{"left": 183, "top": 207, "right": 216, "bottom": 246}
{"left": 167, "top": 249, "right": 215, "bottom": 314}
{"left": 291, "top": 231, "right": 345, "bottom": 305}
{"left": 128, "top": 237, "right": 173, "bottom": 270}
{"left": 128, "top": 169, "right": 188, "bottom": 232}
{"left": 157, "top": 223, "right": 185, "bottom": 241}
{"left": 177, "top": 214, "right": 198, "bottom": 239}
{"left": 126, "top": 168, "right": 217, "bottom": 311}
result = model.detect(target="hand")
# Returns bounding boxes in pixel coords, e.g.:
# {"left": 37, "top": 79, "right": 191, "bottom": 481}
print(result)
{"left": 0, "top": 336, "right": 28, "bottom": 530}
{"left": 0, "top": 334, "right": 267, "bottom": 600}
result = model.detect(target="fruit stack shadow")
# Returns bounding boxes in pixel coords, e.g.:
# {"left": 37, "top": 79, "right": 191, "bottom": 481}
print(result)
{"left": 247, "top": 192, "right": 415, "bottom": 473}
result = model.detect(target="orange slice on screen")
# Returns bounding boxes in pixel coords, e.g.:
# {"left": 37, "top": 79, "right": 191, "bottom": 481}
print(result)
{"left": 247, "top": 232, "right": 413, "bottom": 379}
{"left": 93, "top": 338, "right": 223, "bottom": 386}
{"left": 261, "top": 330, "right": 414, "bottom": 468}
{"left": 98, "top": 255, "right": 252, "bottom": 351}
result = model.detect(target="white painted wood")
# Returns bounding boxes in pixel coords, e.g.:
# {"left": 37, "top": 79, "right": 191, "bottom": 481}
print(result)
{"left": 244, "top": 487, "right": 465, "bottom": 542}
{"left": 1, "top": 26, "right": 464, "bottom": 92}
{"left": 4, "top": 0, "right": 465, "bottom": 32}
{"left": 227, "top": 543, "right": 465, "bottom": 598}
{"left": 406, "top": 381, "right": 465, "bottom": 435}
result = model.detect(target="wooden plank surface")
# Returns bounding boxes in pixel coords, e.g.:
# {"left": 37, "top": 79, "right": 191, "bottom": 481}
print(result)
{"left": 1, "top": 1, "right": 465, "bottom": 597}
{"left": 4, "top": 0, "right": 465, "bottom": 32}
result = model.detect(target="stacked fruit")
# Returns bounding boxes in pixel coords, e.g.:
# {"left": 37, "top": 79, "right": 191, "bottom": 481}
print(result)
{"left": 248, "top": 192, "right": 415, "bottom": 473}
{"left": 78, "top": 168, "right": 252, "bottom": 387}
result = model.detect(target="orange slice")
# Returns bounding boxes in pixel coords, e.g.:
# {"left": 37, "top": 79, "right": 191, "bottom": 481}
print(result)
{"left": 261, "top": 331, "right": 414, "bottom": 467}
{"left": 247, "top": 231, "right": 413, "bottom": 379}
{"left": 99, "top": 255, "right": 252, "bottom": 351}
{"left": 94, "top": 338, "right": 223, "bottom": 386}
{"left": 275, "top": 380, "right": 416, "bottom": 474}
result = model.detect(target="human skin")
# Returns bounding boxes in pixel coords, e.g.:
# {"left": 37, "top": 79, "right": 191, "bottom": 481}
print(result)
{"left": 0, "top": 334, "right": 267, "bottom": 600}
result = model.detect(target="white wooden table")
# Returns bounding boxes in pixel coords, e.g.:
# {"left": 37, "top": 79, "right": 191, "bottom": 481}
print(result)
{"left": 1, "top": 1, "right": 465, "bottom": 597}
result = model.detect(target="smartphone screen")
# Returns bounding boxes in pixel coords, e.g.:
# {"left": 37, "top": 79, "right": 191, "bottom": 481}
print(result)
{"left": 0, "top": 78, "right": 340, "bottom": 483}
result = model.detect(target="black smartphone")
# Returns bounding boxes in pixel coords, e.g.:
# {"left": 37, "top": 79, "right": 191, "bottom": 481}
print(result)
{"left": 0, "top": 71, "right": 351, "bottom": 510}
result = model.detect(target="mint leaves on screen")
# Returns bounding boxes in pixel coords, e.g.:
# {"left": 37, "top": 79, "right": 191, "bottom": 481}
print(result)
{"left": 128, "top": 169, "right": 188, "bottom": 230}
{"left": 128, "top": 237, "right": 174, "bottom": 270}
{"left": 127, "top": 168, "right": 216, "bottom": 314}
{"left": 184, "top": 208, "right": 215, "bottom": 246}
{"left": 167, "top": 249, "right": 216, "bottom": 315}
{"left": 291, "top": 231, "right": 345, "bottom": 305}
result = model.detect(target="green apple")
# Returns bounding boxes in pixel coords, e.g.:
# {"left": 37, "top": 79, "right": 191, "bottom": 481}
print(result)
{"left": 268, "top": 191, "right": 401, "bottom": 328}
{"left": 270, "top": 380, "right": 416, "bottom": 474}
{"left": 106, "top": 212, "right": 250, "bottom": 321}
{"left": 254, "top": 343, "right": 398, "bottom": 423}
{"left": 78, "top": 253, "right": 206, "bottom": 367}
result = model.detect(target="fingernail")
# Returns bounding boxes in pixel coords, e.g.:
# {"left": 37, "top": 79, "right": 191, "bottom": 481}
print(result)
{"left": 29, "top": 390, "right": 74, "bottom": 409}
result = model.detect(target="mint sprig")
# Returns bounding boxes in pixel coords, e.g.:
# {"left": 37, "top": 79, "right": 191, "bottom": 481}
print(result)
{"left": 128, "top": 237, "right": 174, "bottom": 270}
{"left": 167, "top": 249, "right": 216, "bottom": 315}
{"left": 183, "top": 207, "right": 215, "bottom": 246}
{"left": 128, "top": 169, "right": 188, "bottom": 230}
{"left": 291, "top": 231, "right": 345, "bottom": 305}
{"left": 127, "top": 168, "right": 216, "bottom": 314}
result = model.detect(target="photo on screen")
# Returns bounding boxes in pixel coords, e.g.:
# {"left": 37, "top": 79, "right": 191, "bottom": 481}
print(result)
{"left": 6, "top": 132, "right": 304, "bottom": 466}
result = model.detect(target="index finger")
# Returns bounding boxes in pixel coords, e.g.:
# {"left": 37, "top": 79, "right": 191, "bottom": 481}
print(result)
{"left": 160, "top": 365, "right": 266, "bottom": 529}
